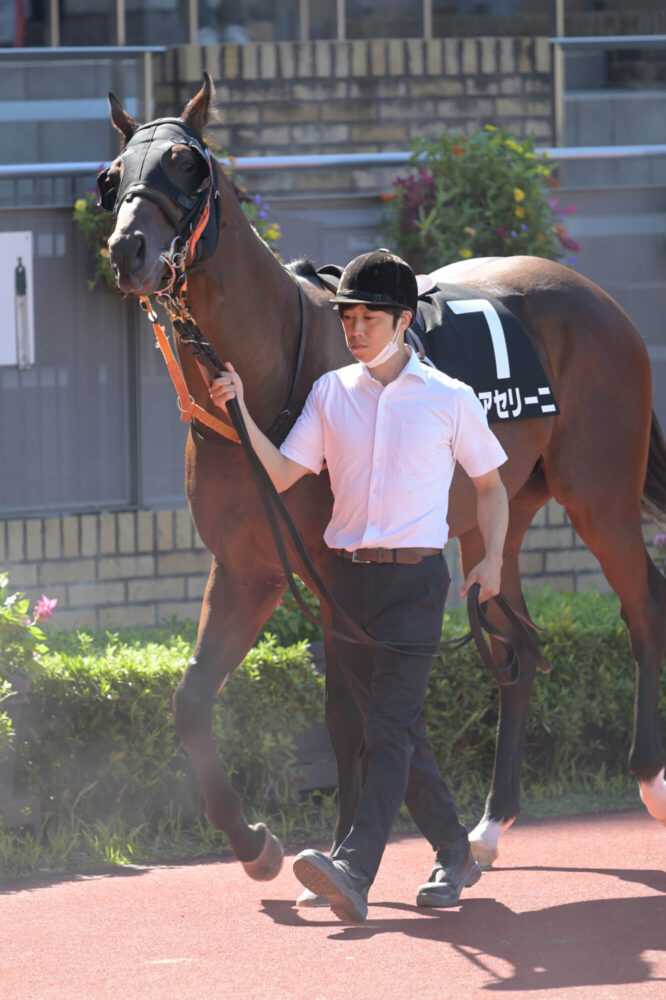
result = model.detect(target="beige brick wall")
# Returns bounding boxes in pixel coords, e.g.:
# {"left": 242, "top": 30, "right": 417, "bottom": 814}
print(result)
{"left": 2, "top": 501, "right": 661, "bottom": 630}
{"left": 154, "top": 37, "right": 554, "bottom": 198}
{"left": 1, "top": 511, "right": 209, "bottom": 631}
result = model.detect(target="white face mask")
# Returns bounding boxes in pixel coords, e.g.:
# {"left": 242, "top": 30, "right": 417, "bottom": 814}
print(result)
{"left": 363, "top": 321, "right": 404, "bottom": 369}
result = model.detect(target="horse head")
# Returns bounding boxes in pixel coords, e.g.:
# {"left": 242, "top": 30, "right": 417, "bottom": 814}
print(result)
{"left": 102, "top": 73, "right": 219, "bottom": 295}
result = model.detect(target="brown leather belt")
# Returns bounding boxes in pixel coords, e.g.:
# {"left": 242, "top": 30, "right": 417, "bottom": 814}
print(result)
{"left": 332, "top": 547, "right": 441, "bottom": 565}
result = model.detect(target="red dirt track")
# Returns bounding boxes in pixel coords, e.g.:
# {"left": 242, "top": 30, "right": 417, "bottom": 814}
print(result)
{"left": 2, "top": 808, "right": 665, "bottom": 1000}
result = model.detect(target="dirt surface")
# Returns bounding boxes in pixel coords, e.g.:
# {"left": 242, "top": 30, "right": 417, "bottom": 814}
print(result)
{"left": 2, "top": 808, "right": 665, "bottom": 1000}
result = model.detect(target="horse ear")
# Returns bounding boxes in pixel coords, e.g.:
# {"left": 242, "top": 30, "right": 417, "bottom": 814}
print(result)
{"left": 181, "top": 71, "right": 216, "bottom": 136}
{"left": 108, "top": 92, "right": 139, "bottom": 149}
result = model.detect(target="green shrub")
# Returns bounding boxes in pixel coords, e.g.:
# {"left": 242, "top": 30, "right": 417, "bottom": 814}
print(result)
{"left": 3, "top": 628, "right": 323, "bottom": 875}
{"left": 3, "top": 588, "right": 664, "bottom": 877}
{"left": 381, "top": 123, "right": 579, "bottom": 273}
{"left": 425, "top": 590, "right": 661, "bottom": 811}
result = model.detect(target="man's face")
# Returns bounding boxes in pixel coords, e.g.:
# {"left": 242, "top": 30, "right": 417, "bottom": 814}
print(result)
{"left": 340, "top": 305, "right": 408, "bottom": 363}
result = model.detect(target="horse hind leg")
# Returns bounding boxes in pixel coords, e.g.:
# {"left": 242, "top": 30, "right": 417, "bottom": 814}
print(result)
{"left": 561, "top": 494, "right": 666, "bottom": 826}
{"left": 172, "top": 560, "right": 286, "bottom": 879}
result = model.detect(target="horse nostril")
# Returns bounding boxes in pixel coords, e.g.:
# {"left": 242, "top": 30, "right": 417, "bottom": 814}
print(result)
{"left": 109, "top": 231, "right": 145, "bottom": 272}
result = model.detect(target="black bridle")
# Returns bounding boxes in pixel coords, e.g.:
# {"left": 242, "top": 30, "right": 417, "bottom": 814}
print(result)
{"left": 97, "top": 117, "right": 221, "bottom": 268}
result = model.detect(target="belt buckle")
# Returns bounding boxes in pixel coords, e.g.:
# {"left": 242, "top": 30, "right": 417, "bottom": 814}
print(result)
{"left": 351, "top": 549, "right": 372, "bottom": 564}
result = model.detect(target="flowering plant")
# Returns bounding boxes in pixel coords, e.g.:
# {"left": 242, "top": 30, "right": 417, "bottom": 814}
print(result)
{"left": 73, "top": 154, "right": 281, "bottom": 292}
{"left": 653, "top": 533, "right": 666, "bottom": 573}
{"left": 382, "top": 123, "right": 579, "bottom": 273}
{"left": 0, "top": 573, "right": 57, "bottom": 679}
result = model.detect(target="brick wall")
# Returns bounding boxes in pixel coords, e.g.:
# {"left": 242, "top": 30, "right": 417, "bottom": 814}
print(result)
{"left": 1, "top": 511, "right": 209, "bottom": 630}
{"left": 2, "top": 501, "right": 660, "bottom": 628}
{"left": 154, "top": 37, "right": 554, "bottom": 197}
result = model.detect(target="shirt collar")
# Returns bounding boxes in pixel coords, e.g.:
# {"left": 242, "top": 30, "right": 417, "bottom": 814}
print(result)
{"left": 360, "top": 345, "right": 428, "bottom": 385}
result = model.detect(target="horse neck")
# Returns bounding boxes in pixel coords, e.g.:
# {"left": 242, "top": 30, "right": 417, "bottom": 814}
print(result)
{"left": 184, "top": 184, "right": 301, "bottom": 432}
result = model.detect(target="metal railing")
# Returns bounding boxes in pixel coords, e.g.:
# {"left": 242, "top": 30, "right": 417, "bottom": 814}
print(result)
{"left": 3, "top": 146, "right": 665, "bottom": 209}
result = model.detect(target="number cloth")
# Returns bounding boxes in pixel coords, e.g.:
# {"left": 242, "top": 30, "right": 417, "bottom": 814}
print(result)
{"left": 279, "top": 346, "right": 507, "bottom": 550}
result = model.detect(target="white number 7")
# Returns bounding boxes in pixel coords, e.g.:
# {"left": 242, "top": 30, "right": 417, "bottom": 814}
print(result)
{"left": 447, "top": 299, "right": 511, "bottom": 380}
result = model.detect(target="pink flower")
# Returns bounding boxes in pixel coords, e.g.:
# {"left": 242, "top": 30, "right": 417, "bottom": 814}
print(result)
{"left": 34, "top": 595, "right": 57, "bottom": 622}
{"left": 654, "top": 534, "right": 666, "bottom": 547}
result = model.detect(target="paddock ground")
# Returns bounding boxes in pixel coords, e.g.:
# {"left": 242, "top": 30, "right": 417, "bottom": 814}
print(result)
{"left": 2, "top": 808, "right": 665, "bottom": 1000}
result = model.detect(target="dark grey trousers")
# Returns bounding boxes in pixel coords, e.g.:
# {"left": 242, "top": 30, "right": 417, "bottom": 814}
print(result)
{"left": 330, "top": 551, "right": 467, "bottom": 884}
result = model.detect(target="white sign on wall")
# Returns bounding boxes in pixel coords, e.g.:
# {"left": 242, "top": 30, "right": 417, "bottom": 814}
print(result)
{"left": 0, "top": 231, "right": 34, "bottom": 368}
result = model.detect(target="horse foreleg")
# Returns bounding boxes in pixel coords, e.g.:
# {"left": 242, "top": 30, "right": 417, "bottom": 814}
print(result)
{"left": 462, "top": 476, "right": 551, "bottom": 867}
{"left": 172, "top": 558, "right": 286, "bottom": 878}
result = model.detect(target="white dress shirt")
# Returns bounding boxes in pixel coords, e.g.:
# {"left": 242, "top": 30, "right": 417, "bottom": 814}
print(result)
{"left": 280, "top": 348, "right": 508, "bottom": 550}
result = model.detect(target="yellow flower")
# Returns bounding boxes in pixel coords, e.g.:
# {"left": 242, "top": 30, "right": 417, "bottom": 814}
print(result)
{"left": 537, "top": 164, "right": 550, "bottom": 176}
{"left": 514, "top": 188, "right": 525, "bottom": 202}
{"left": 505, "top": 139, "right": 524, "bottom": 153}
{"left": 484, "top": 124, "right": 497, "bottom": 131}
{"left": 100, "top": 248, "right": 110, "bottom": 258}
{"left": 463, "top": 226, "right": 476, "bottom": 236}
{"left": 515, "top": 206, "right": 525, "bottom": 219}
{"left": 525, "top": 152, "right": 536, "bottom": 159}
{"left": 74, "top": 198, "right": 87, "bottom": 213}
{"left": 459, "top": 248, "right": 473, "bottom": 259}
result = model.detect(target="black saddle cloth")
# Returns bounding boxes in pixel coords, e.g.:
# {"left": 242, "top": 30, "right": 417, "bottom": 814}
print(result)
{"left": 412, "top": 282, "right": 559, "bottom": 424}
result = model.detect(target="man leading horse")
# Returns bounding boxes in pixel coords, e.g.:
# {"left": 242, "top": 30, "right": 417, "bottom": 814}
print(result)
{"left": 209, "top": 248, "right": 509, "bottom": 923}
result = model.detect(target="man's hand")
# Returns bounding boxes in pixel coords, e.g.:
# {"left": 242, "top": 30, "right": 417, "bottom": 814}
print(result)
{"left": 460, "top": 552, "right": 503, "bottom": 604}
{"left": 209, "top": 362, "right": 245, "bottom": 413}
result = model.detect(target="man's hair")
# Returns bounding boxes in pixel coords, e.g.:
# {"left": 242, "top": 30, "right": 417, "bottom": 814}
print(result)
{"left": 336, "top": 303, "right": 406, "bottom": 325}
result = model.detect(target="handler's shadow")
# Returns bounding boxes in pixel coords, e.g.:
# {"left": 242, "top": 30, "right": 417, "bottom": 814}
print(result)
{"left": 261, "top": 867, "right": 666, "bottom": 992}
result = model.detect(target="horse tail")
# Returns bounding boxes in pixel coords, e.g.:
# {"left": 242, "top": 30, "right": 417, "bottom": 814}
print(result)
{"left": 641, "top": 410, "right": 666, "bottom": 530}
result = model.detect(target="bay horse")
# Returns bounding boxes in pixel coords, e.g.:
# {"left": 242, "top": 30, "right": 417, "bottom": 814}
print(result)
{"left": 104, "top": 74, "right": 666, "bottom": 878}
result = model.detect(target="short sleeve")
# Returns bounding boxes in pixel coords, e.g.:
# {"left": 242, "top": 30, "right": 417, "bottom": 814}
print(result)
{"left": 279, "top": 381, "right": 325, "bottom": 474}
{"left": 452, "top": 386, "right": 508, "bottom": 478}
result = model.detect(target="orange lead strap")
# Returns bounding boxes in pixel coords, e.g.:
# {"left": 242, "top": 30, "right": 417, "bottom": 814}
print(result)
{"left": 140, "top": 295, "right": 240, "bottom": 444}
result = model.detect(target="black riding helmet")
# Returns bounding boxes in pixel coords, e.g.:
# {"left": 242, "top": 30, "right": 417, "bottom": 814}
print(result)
{"left": 330, "top": 248, "right": 418, "bottom": 319}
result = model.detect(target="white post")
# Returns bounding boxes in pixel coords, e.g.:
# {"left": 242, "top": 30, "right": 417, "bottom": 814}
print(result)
{"left": 49, "top": 0, "right": 60, "bottom": 47}
{"left": 189, "top": 0, "right": 198, "bottom": 45}
{"left": 337, "top": 0, "right": 345, "bottom": 40}
{"left": 553, "top": 0, "right": 566, "bottom": 147}
{"left": 423, "top": 0, "right": 432, "bottom": 40}
{"left": 299, "top": 0, "right": 309, "bottom": 41}
{"left": 142, "top": 50, "right": 153, "bottom": 123}
{"left": 116, "top": 0, "right": 126, "bottom": 46}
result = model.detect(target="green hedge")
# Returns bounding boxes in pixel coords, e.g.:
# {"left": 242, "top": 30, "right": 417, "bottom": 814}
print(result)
{"left": 2, "top": 588, "right": 664, "bottom": 876}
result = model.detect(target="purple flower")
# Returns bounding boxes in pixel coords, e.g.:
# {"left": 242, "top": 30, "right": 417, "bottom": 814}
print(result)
{"left": 654, "top": 534, "right": 666, "bottom": 547}
{"left": 520, "top": 224, "right": 528, "bottom": 232}
{"left": 258, "top": 210, "right": 268, "bottom": 220}
{"left": 253, "top": 194, "right": 263, "bottom": 205}
{"left": 568, "top": 255, "right": 578, "bottom": 266}
{"left": 510, "top": 230, "right": 517, "bottom": 238}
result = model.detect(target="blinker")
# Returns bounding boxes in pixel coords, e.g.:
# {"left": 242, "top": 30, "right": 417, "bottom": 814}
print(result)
{"left": 97, "top": 116, "right": 221, "bottom": 265}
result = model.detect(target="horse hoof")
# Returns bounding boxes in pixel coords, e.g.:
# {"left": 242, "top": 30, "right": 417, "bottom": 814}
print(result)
{"left": 468, "top": 815, "right": 515, "bottom": 869}
{"left": 638, "top": 768, "right": 666, "bottom": 824}
{"left": 469, "top": 839, "right": 498, "bottom": 870}
{"left": 296, "top": 888, "right": 330, "bottom": 907}
{"left": 241, "top": 823, "right": 284, "bottom": 881}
